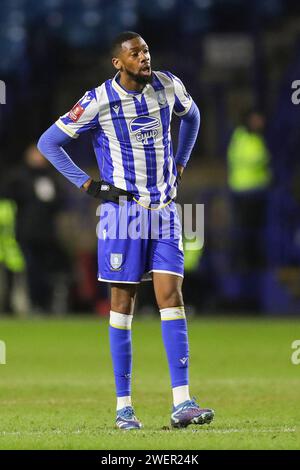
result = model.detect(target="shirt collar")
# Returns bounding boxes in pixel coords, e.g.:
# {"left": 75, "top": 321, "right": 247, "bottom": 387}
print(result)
{"left": 111, "top": 72, "right": 150, "bottom": 96}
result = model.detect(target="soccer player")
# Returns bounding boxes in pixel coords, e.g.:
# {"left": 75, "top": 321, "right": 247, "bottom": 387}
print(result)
{"left": 38, "top": 31, "right": 214, "bottom": 430}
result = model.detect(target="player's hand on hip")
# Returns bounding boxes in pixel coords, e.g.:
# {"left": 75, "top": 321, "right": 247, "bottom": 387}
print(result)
{"left": 84, "top": 179, "right": 131, "bottom": 204}
{"left": 176, "top": 164, "right": 184, "bottom": 186}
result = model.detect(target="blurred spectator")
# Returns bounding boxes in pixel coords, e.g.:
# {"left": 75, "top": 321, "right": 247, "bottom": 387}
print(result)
{"left": 0, "top": 199, "right": 26, "bottom": 314}
{"left": 182, "top": 234, "right": 204, "bottom": 313}
{"left": 3, "top": 144, "right": 70, "bottom": 314}
{"left": 227, "top": 110, "right": 272, "bottom": 271}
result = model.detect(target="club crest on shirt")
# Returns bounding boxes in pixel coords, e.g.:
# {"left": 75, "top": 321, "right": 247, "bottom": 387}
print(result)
{"left": 129, "top": 115, "right": 160, "bottom": 144}
{"left": 156, "top": 90, "right": 167, "bottom": 107}
{"left": 110, "top": 253, "right": 123, "bottom": 270}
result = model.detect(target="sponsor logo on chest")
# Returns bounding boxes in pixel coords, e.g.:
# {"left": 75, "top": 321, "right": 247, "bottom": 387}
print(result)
{"left": 129, "top": 115, "right": 160, "bottom": 145}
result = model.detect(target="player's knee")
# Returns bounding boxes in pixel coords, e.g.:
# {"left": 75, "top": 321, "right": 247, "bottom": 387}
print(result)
{"left": 110, "top": 296, "right": 134, "bottom": 314}
{"left": 111, "top": 298, "right": 134, "bottom": 315}
{"left": 111, "top": 284, "right": 136, "bottom": 314}
{"left": 157, "top": 288, "right": 183, "bottom": 310}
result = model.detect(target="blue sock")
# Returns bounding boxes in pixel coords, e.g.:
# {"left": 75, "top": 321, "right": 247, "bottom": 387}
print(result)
{"left": 109, "top": 311, "right": 133, "bottom": 398}
{"left": 160, "top": 306, "right": 189, "bottom": 388}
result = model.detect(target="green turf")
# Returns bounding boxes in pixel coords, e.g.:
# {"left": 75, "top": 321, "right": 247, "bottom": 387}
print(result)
{"left": 0, "top": 316, "right": 299, "bottom": 450}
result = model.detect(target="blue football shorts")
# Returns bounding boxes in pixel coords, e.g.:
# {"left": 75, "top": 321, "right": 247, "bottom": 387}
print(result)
{"left": 97, "top": 199, "right": 184, "bottom": 283}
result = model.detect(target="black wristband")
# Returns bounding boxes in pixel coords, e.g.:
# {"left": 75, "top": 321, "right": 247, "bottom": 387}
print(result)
{"left": 86, "top": 179, "right": 133, "bottom": 204}
{"left": 86, "top": 180, "right": 110, "bottom": 198}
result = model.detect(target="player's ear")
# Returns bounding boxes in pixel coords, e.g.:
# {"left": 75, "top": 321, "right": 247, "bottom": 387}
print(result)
{"left": 112, "top": 57, "right": 122, "bottom": 71}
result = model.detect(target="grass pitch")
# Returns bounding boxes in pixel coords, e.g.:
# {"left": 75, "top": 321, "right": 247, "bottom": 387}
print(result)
{"left": 0, "top": 315, "right": 299, "bottom": 450}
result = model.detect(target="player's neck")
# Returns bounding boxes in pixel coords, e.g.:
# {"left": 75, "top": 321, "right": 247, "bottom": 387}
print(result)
{"left": 118, "top": 74, "right": 145, "bottom": 93}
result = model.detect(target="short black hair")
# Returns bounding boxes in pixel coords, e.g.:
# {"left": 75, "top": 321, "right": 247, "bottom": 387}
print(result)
{"left": 111, "top": 31, "right": 141, "bottom": 57}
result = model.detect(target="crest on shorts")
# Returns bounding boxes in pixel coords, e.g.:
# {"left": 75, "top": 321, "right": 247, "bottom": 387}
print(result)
{"left": 110, "top": 253, "right": 123, "bottom": 270}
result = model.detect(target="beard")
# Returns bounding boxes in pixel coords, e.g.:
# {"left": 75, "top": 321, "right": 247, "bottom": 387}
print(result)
{"left": 124, "top": 66, "right": 153, "bottom": 85}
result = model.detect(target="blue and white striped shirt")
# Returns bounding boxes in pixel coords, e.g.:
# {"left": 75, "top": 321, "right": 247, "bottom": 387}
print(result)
{"left": 55, "top": 71, "right": 193, "bottom": 207}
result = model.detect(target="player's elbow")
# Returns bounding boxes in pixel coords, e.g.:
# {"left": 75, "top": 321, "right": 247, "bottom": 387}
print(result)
{"left": 37, "top": 124, "right": 60, "bottom": 158}
{"left": 37, "top": 131, "right": 48, "bottom": 156}
{"left": 37, "top": 131, "right": 52, "bottom": 161}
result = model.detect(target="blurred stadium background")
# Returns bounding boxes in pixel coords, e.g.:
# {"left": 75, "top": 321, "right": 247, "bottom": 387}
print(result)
{"left": 1, "top": 0, "right": 300, "bottom": 317}
{"left": 1, "top": 0, "right": 300, "bottom": 451}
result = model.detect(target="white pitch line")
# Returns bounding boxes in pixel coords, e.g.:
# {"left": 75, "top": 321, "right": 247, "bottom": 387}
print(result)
{"left": 0, "top": 427, "right": 296, "bottom": 437}
{"left": 192, "top": 427, "right": 297, "bottom": 434}
{"left": 0, "top": 398, "right": 99, "bottom": 406}
{"left": 1, "top": 378, "right": 299, "bottom": 387}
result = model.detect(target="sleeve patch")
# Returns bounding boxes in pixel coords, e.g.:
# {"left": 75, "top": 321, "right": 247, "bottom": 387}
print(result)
{"left": 68, "top": 103, "right": 85, "bottom": 122}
